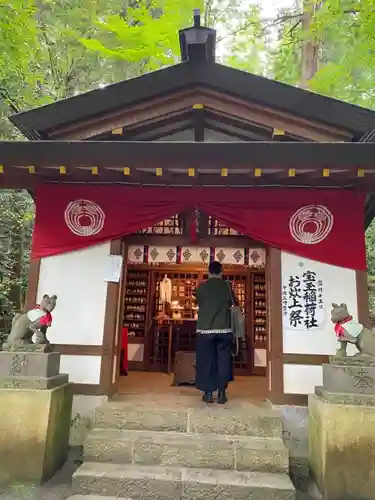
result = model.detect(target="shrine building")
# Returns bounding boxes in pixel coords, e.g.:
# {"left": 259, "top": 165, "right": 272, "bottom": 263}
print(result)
{"left": 2, "top": 13, "right": 375, "bottom": 408}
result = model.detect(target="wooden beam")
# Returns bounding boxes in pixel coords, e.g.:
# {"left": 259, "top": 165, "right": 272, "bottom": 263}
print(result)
{"left": 44, "top": 85, "right": 352, "bottom": 142}
{"left": 2, "top": 141, "right": 375, "bottom": 169}
{"left": 0, "top": 166, "right": 373, "bottom": 189}
{"left": 49, "top": 91, "right": 199, "bottom": 140}
{"left": 198, "top": 89, "right": 351, "bottom": 142}
{"left": 193, "top": 106, "right": 205, "bottom": 142}
{"left": 130, "top": 124, "right": 192, "bottom": 141}
{"left": 123, "top": 110, "right": 192, "bottom": 135}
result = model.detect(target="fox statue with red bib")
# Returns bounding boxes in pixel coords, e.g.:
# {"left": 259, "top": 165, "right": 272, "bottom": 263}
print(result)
{"left": 331, "top": 302, "right": 375, "bottom": 362}
{"left": 2, "top": 294, "right": 57, "bottom": 351}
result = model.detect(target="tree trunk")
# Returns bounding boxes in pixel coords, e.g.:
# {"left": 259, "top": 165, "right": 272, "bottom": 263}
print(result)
{"left": 300, "top": 1, "right": 321, "bottom": 88}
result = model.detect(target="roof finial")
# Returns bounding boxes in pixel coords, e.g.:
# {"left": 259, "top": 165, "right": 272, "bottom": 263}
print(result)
{"left": 179, "top": 9, "right": 216, "bottom": 62}
{"left": 193, "top": 8, "right": 201, "bottom": 27}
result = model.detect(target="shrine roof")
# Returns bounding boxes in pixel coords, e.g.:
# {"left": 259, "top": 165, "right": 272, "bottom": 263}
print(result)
{"left": 10, "top": 62, "right": 375, "bottom": 140}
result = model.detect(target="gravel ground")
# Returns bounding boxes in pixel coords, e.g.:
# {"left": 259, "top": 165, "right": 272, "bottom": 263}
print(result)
{"left": 0, "top": 448, "right": 318, "bottom": 500}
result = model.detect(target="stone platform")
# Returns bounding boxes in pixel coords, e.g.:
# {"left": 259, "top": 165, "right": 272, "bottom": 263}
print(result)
{"left": 0, "top": 351, "right": 72, "bottom": 486}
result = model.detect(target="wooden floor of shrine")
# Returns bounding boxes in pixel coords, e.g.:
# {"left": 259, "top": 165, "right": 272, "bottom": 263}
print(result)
{"left": 115, "top": 371, "right": 268, "bottom": 401}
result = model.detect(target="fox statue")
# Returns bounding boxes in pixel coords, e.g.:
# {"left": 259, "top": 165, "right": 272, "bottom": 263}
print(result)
{"left": 331, "top": 302, "right": 375, "bottom": 359}
{"left": 3, "top": 294, "right": 57, "bottom": 350}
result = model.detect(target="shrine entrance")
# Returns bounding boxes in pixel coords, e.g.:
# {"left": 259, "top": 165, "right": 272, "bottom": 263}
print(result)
{"left": 115, "top": 211, "right": 269, "bottom": 397}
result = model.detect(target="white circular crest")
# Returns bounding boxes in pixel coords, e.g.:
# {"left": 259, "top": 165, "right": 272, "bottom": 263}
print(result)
{"left": 289, "top": 205, "right": 333, "bottom": 245}
{"left": 64, "top": 199, "right": 105, "bottom": 237}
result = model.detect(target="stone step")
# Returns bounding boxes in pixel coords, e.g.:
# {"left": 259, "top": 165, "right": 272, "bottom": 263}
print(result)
{"left": 73, "top": 462, "right": 296, "bottom": 500}
{"left": 67, "top": 497, "right": 132, "bottom": 500}
{"left": 84, "top": 428, "right": 288, "bottom": 473}
{"left": 94, "top": 401, "right": 282, "bottom": 437}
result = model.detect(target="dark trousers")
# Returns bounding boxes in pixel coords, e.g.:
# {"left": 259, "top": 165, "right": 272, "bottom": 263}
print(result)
{"left": 195, "top": 333, "right": 234, "bottom": 393}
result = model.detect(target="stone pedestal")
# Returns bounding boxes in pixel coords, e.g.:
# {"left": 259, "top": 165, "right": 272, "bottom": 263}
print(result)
{"left": 309, "top": 361, "right": 375, "bottom": 500}
{"left": 0, "top": 351, "right": 73, "bottom": 485}
{"left": 322, "top": 363, "right": 375, "bottom": 395}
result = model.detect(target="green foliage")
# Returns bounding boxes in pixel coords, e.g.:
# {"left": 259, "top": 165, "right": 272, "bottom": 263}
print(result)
{"left": 307, "top": 0, "right": 375, "bottom": 108}
{"left": 0, "top": 191, "right": 34, "bottom": 340}
{"left": 80, "top": 0, "right": 204, "bottom": 72}
{"left": 220, "top": 3, "right": 266, "bottom": 74}
{"left": 0, "top": 0, "right": 39, "bottom": 87}
{"left": 264, "top": 3, "right": 302, "bottom": 84}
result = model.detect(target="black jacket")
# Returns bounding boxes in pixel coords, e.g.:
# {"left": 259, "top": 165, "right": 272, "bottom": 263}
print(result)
{"left": 195, "top": 277, "right": 235, "bottom": 334}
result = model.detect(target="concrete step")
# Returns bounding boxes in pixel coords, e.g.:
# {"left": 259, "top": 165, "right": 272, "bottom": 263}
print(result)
{"left": 94, "top": 401, "right": 282, "bottom": 437}
{"left": 84, "top": 428, "right": 289, "bottom": 473}
{"left": 73, "top": 461, "right": 296, "bottom": 500}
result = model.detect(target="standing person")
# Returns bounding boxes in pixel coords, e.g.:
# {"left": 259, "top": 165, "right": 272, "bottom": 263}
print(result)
{"left": 195, "top": 261, "right": 236, "bottom": 404}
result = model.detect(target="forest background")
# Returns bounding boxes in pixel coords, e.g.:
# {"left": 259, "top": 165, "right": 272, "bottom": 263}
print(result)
{"left": 1, "top": 0, "right": 375, "bottom": 335}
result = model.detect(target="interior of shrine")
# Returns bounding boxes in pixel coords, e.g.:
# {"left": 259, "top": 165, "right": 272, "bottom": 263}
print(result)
{"left": 118, "top": 210, "right": 268, "bottom": 391}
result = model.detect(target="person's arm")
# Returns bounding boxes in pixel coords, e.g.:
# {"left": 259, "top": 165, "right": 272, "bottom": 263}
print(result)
{"left": 228, "top": 282, "right": 239, "bottom": 307}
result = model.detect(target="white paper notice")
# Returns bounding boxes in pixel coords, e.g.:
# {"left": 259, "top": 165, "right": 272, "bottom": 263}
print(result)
{"left": 105, "top": 255, "right": 123, "bottom": 283}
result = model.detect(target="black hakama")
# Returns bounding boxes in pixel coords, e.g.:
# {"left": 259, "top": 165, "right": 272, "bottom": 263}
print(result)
{"left": 195, "top": 333, "right": 234, "bottom": 393}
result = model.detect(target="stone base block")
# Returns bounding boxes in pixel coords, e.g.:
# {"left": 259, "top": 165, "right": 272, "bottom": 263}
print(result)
{"left": 0, "top": 351, "right": 60, "bottom": 378}
{"left": 309, "top": 393, "right": 375, "bottom": 500}
{"left": 315, "top": 386, "right": 375, "bottom": 406}
{"left": 0, "top": 383, "right": 73, "bottom": 485}
{"left": 322, "top": 363, "right": 375, "bottom": 394}
{"left": 0, "top": 373, "right": 69, "bottom": 390}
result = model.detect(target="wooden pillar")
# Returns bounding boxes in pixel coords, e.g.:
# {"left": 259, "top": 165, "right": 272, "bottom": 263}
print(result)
{"left": 99, "top": 239, "right": 123, "bottom": 396}
{"left": 356, "top": 270, "right": 369, "bottom": 326}
{"left": 24, "top": 258, "right": 41, "bottom": 310}
{"left": 267, "top": 248, "right": 284, "bottom": 404}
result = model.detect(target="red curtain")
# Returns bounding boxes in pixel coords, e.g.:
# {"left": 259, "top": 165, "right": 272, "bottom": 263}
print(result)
{"left": 32, "top": 185, "right": 366, "bottom": 270}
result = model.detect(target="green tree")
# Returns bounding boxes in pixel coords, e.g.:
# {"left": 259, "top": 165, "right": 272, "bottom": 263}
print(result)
{"left": 267, "top": 0, "right": 375, "bottom": 320}
{"left": 0, "top": 0, "right": 39, "bottom": 93}
{"left": 220, "top": 2, "right": 266, "bottom": 74}
{"left": 81, "top": 0, "right": 205, "bottom": 72}
{"left": 0, "top": 191, "right": 34, "bottom": 342}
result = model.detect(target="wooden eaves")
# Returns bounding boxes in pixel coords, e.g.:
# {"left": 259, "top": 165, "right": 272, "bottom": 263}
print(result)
{"left": 0, "top": 141, "right": 374, "bottom": 193}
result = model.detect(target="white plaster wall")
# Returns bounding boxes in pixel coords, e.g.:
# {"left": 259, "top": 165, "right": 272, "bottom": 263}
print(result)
{"left": 281, "top": 252, "right": 358, "bottom": 356}
{"left": 283, "top": 364, "right": 323, "bottom": 395}
{"left": 37, "top": 242, "right": 110, "bottom": 346}
{"left": 60, "top": 355, "right": 101, "bottom": 384}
